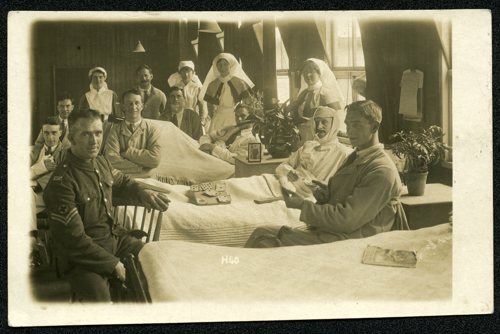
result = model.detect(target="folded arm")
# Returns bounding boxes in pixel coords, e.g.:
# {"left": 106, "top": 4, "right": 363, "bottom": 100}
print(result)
{"left": 122, "top": 128, "right": 162, "bottom": 169}
{"left": 104, "top": 128, "right": 145, "bottom": 174}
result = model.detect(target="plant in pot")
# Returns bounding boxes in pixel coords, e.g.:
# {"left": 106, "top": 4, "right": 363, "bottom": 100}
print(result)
{"left": 251, "top": 98, "right": 301, "bottom": 159}
{"left": 388, "top": 125, "right": 450, "bottom": 196}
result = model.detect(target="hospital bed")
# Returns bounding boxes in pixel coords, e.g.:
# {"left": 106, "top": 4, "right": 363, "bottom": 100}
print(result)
{"left": 118, "top": 175, "right": 307, "bottom": 247}
{"left": 124, "top": 223, "right": 452, "bottom": 303}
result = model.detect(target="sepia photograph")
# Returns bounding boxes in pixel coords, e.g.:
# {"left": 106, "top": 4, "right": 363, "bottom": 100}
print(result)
{"left": 248, "top": 143, "right": 262, "bottom": 162}
{"left": 7, "top": 10, "right": 492, "bottom": 326}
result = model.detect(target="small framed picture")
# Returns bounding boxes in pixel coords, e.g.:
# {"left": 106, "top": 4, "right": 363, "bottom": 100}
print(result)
{"left": 248, "top": 143, "right": 262, "bottom": 162}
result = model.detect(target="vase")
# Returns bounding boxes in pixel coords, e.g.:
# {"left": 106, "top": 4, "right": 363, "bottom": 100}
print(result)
{"left": 266, "top": 135, "right": 298, "bottom": 159}
{"left": 404, "top": 172, "right": 428, "bottom": 196}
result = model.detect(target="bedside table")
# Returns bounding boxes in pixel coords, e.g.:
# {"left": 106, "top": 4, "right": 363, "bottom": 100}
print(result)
{"left": 234, "top": 155, "right": 288, "bottom": 178}
{"left": 400, "top": 183, "right": 452, "bottom": 230}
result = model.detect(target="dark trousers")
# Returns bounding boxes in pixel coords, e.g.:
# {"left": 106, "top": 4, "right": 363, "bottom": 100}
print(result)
{"left": 66, "top": 234, "right": 144, "bottom": 303}
{"left": 244, "top": 225, "right": 328, "bottom": 248}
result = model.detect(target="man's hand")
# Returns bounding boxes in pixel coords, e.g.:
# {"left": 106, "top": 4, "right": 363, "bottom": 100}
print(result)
{"left": 312, "top": 180, "right": 329, "bottom": 204}
{"left": 138, "top": 189, "right": 170, "bottom": 212}
{"left": 43, "top": 156, "right": 57, "bottom": 171}
{"left": 200, "top": 116, "right": 207, "bottom": 126}
{"left": 287, "top": 169, "right": 300, "bottom": 182}
{"left": 281, "top": 187, "right": 304, "bottom": 209}
{"left": 199, "top": 143, "right": 216, "bottom": 154}
{"left": 113, "top": 261, "right": 126, "bottom": 282}
{"left": 278, "top": 175, "right": 296, "bottom": 193}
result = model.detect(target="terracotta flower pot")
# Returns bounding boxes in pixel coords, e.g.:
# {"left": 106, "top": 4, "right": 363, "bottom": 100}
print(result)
{"left": 404, "top": 172, "right": 428, "bottom": 196}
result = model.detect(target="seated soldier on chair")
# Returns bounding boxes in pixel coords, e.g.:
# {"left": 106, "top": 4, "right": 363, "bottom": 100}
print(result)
{"left": 245, "top": 100, "right": 406, "bottom": 248}
{"left": 199, "top": 104, "right": 260, "bottom": 164}
{"left": 44, "top": 109, "right": 170, "bottom": 303}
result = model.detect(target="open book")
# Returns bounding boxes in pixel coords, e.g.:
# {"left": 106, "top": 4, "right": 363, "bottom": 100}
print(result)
{"left": 362, "top": 245, "right": 417, "bottom": 268}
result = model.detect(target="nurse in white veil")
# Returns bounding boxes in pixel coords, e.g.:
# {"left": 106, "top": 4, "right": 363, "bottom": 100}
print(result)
{"left": 288, "top": 58, "right": 345, "bottom": 146}
{"left": 200, "top": 53, "right": 254, "bottom": 133}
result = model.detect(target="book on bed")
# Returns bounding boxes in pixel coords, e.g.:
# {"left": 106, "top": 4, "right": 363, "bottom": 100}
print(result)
{"left": 362, "top": 245, "right": 417, "bottom": 268}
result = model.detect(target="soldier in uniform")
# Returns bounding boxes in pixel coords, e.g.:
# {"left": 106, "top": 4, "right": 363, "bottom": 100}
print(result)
{"left": 44, "top": 109, "right": 170, "bottom": 303}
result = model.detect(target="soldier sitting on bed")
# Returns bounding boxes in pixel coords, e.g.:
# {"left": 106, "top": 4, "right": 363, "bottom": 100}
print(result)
{"left": 245, "top": 100, "right": 407, "bottom": 247}
{"left": 44, "top": 109, "right": 170, "bottom": 303}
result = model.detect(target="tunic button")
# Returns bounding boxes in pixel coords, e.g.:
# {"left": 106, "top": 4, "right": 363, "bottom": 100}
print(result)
{"left": 99, "top": 182, "right": 103, "bottom": 187}
{"left": 87, "top": 197, "right": 90, "bottom": 201}
{"left": 63, "top": 164, "right": 67, "bottom": 167}
{"left": 95, "top": 169, "right": 99, "bottom": 173}
{"left": 104, "top": 198, "right": 108, "bottom": 203}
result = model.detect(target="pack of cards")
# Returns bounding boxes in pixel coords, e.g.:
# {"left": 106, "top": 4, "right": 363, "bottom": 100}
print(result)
{"left": 303, "top": 179, "right": 313, "bottom": 186}
{"left": 191, "top": 182, "right": 231, "bottom": 205}
{"left": 190, "top": 182, "right": 212, "bottom": 192}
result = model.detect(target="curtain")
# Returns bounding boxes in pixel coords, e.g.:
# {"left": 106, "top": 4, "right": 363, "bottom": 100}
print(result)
{"left": 358, "top": 19, "right": 442, "bottom": 142}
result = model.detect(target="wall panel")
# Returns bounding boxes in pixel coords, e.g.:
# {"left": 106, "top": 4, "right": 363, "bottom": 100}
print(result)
{"left": 31, "top": 20, "right": 180, "bottom": 142}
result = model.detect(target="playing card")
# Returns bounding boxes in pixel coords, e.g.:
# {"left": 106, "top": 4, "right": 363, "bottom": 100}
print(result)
{"left": 204, "top": 189, "right": 220, "bottom": 197}
{"left": 217, "top": 195, "right": 231, "bottom": 203}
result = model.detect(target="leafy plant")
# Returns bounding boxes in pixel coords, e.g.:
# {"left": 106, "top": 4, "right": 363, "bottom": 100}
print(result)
{"left": 251, "top": 99, "right": 301, "bottom": 158}
{"left": 387, "top": 125, "right": 451, "bottom": 173}
{"left": 246, "top": 91, "right": 264, "bottom": 119}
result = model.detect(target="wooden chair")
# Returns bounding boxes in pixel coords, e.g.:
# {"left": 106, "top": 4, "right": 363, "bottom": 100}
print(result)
{"left": 112, "top": 200, "right": 164, "bottom": 243}
{"left": 70, "top": 201, "right": 163, "bottom": 303}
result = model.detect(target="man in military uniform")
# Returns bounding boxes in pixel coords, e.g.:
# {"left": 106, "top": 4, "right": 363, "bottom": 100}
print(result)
{"left": 44, "top": 109, "right": 170, "bottom": 303}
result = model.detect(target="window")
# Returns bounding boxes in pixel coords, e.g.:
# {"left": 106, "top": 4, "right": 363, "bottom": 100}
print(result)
{"left": 275, "top": 18, "right": 366, "bottom": 133}
{"left": 276, "top": 27, "right": 290, "bottom": 103}
{"left": 327, "top": 18, "right": 366, "bottom": 133}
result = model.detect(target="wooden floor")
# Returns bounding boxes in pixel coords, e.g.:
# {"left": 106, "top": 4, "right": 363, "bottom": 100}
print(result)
{"left": 29, "top": 264, "right": 72, "bottom": 303}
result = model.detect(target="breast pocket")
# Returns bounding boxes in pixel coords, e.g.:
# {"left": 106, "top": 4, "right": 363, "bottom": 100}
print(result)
{"left": 101, "top": 176, "right": 114, "bottom": 207}
{"left": 75, "top": 190, "right": 99, "bottom": 226}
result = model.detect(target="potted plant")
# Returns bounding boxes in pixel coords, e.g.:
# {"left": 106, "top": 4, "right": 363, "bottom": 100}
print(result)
{"left": 251, "top": 98, "right": 300, "bottom": 159}
{"left": 388, "top": 125, "right": 450, "bottom": 196}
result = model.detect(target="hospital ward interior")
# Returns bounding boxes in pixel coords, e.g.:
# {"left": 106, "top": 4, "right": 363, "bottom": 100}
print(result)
{"left": 29, "top": 15, "right": 453, "bottom": 304}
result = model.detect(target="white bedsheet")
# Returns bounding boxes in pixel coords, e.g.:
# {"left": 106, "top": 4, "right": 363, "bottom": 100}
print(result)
{"left": 139, "top": 223, "right": 452, "bottom": 303}
{"left": 118, "top": 175, "right": 306, "bottom": 247}
{"left": 144, "top": 120, "right": 235, "bottom": 184}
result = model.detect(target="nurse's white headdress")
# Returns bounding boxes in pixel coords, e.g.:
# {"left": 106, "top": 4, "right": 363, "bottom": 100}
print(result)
{"left": 88, "top": 67, "right": 108, "bottom": 90}
{"left": 299, "top": 58, "right": 345, "bottom": 109}
{"left": 167, "top": 60, "right": 203, "bottom": 88}
{"left": 199, "top": 53, "right": 254, "bottom": 101}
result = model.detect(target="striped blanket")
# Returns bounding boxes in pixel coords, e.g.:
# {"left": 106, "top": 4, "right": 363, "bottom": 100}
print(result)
{"left": 117, "top": 175, "right": 307, "bottom": 247}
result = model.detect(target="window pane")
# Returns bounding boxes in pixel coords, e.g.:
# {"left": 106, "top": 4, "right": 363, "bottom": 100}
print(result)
{"left": 276, "top": 27, "right": 289, "bottom": 70}
{"left": 333, "top": 18, "right": 364, "bottom": 68}
{"left": 334, "top": 18, "right": 352, "bottom": 67}
{"left": 354, "top": 21, "right": 365, "bottom": 67}
{"left": 277, "top": 75, "right": 290, "bottom": 103}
